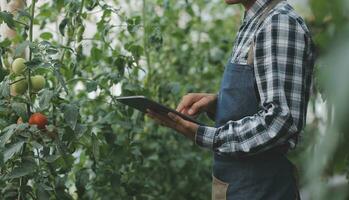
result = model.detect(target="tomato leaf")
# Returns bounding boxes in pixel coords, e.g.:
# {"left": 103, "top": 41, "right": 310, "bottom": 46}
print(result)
{"left": 46, "top": 48, "right": 58, "bottom": 55}
{"left": 37, "top": 184, "right": 51, "bottom": 200}
{"left": 40, "top": 32, "right": 53, "bottom": 40}
{"left": 7, "top": 159, "right": 36, "bottom": 179}
{"left": 39, "top": 89, "right": 54, "bottom": 110}
{"left": 0, "top": 39, "right": 11, "bottom": 48}
{"left": 54, "top": 69, "right": 68, "bottom": 94}
{"left": 44, "top": 154, "right": 61, "bottom": 163}
{"left": 63, "top": 103, "right": 79, "bottom": 130}
{"left": 59, "top": 18, "right": 69, "bottom": 36}
{"left": 11, "top": 102, "right": 27, "bottom": 119}
{"left": 3, "top": 141, "right": 25, "bottom": 163}
{"left": 25, "top": 57, "right": 42, "bottom": 68}
{"left": 17, "top": 10, "right": 31, "bottom": 20}
{"left": 74, "top": 123, "right": 87, "bottom": 137}
{"left": 0, "top": 77, "right": 10, "bottom": 98}
{"left": 0, "top": 148, "right": 3, "bottom": 167}
{"left": 91, "top": 133, "right": 99, "bottom": 160}
{"left": 75, "top": 169, "right": 89, "bottom": 190}
{"left": 85, "top": 81, "right": 97, "bottom": 92}
{"left": 0, "top": 124, "right": 17, "bottom": 147}
{"left": 0, "top": 11, "right": 16, "bottom": 29}
{"left": 14, "top": 41, "right": 31, "bottom": 57}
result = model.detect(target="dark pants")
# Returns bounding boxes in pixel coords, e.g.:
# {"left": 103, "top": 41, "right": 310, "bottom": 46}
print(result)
{"left": 212, "top": 151, "right": 299, "bottom": 200}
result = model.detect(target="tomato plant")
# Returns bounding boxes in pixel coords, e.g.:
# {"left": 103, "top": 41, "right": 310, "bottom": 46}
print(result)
{"left": 0, "top": 0, "right": 238, "bottom": 199}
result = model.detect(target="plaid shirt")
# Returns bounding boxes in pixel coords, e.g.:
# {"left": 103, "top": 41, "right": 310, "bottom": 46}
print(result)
{"left": 195, "top": 0, "right": 315, "bottom": 155}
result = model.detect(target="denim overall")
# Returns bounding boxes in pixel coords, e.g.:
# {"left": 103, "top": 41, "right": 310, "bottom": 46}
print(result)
{"left": 212, "top": 0, "right": 299, "bottom": 199}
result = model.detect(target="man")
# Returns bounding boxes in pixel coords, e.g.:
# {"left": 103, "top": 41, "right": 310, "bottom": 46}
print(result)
{"left": 147, "top": 0, "right": 315, "bottom": 199}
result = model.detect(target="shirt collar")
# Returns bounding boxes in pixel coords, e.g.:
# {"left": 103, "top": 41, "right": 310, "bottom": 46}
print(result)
{"left": 243, "top": 0, "right": 271, "bottom": 23}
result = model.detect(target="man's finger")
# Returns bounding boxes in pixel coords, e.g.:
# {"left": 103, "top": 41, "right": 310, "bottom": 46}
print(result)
{"left": 147, "top": 110, "right": 176, "bottom": 128}
{"left": 168, "top": 112, "right": 189, "bottom": 129}
{"left": 176, "top": 94, "right": 196, "bottom": 112}
{"left": 188, "top": 98, "right": 208, "bottom": 115}
{"left": 179, "top": 107, "right": 189, "bottom": 115}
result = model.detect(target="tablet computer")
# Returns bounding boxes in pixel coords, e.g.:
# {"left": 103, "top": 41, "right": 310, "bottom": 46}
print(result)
{"left": 116, "top": 96, "right": 204, "bottom": 125}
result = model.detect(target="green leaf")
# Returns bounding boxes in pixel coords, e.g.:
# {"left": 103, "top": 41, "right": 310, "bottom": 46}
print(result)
{"left": 37, "top": 184, "right": 50, "bottom": 200}
{"left": 39, "top": 41, "right": 52, "bottom": 47}
{"left": 0, "top": 11, "right": 16, "bottom": 29}
{"left": 86, "top": 0, "right": 98, "bottom": 10}
{"left": 3, "top": 141, "right": 24, "bottom": 163}
{"left": 0, "top": 77, "right": 10, "bottom": 98}
{"left": 16, "top": 123, "right": 28, "bottom": 132}
{"left": 125, "top": 43, "right": 143, "bottom": 58}
{"left": 40, "top": 32, "right": 53, "bottom": 40}
{"left": 0, "top": 39, "right": 11, "bottom": 48}
{"left": 74, "top": 123, "right": 87, "bottom": 137}
{"left": 76, "top": 169, "right": 89, "bottom": 190}
{"left": 86, "top": 80, "right": 97, "bottom": 92}
{"left": 25, "top": 57, "right": 42, "bottom": 68}
{"left": 46, "top": 48, "right": 58, "bottom": 55}
{"left": 14, "top": 41, "right": 30, "bottom": 57}
{"left": 59, "top": 18, "right": 69, "bottom": 36}
{"left": 92, "top": 133, "right": 99, "bottom": 160}
{"left": 127, "top": 16, "right": 141, "bottom": 34}
{"left": 7, "top": 159, "right": 36, "bottom": 179}
{"left": 33, "top": 67, "right": 51, "bottom": 76}
{"left": 54, "top": 69, "right": 68, "bottom": 94}
{"left": 11, "top": 102, "right": 27, "bottom": 119}
{"left": 44, "top": 154, "right": 60, "bottom": 163}
{"left": 31, "top": 141, "right": 43, "bottom": 149}
{"left": 39, "top": 89, "right": 54, "bottom": 110}
{"left": 114, "top": 57, "right": 125, "bottom": 75}
{"left": 0, "top": 148, "right": 4, "bottom": 167}
{"left": 90, "top": 47, "right": 102, "bottom": 60}
{"left": 63, "top": 104, "right": 79, "bottom": 130}
{"left": 0, "top": 124, "right": 17, "bottom": 147}
{"left": 17, "top": 10, "right": 31, "bottom": 20}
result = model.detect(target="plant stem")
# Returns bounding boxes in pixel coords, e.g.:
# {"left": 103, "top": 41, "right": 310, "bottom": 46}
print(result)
{"left": 29, "top": 0, "right": 35, "bottom": 61}
{"left": 14, "top": 19, "right": 28, "bottom": 27}
{"left": 142, "top": 0, "right": 151, "bottom": 86}
{"left": 27, "top": 0, "right": 36, "bottom": 115}
{"left": 18, "top": 1, "right": 36, "bottom": 199}
{"left": 9, "top": 77, "right": 26, "bottom": 85}
{"left": 17, "top": 143, "right": 27, "bottom": 200}
{"left": 79, "top": 0, "right": 85, "bottom": 15}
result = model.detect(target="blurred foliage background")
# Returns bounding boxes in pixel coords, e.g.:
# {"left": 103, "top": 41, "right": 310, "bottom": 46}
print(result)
{"left": 0, "top": 0, "right": 348, "bottom": 199}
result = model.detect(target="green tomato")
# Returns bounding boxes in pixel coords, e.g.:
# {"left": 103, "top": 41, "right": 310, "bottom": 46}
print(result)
{"left": 30, "top": 75, "right": 46, "bottom": 92}
{"left": 12, "top": 58, "right": 27, "bottom": 75}
{"left": 12, "top": 76, "right": 28, "bottom": 95}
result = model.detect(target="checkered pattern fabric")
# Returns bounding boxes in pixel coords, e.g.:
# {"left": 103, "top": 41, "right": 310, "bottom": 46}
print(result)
{"left": 195, "top": 0, "right": 315, "bottom": 155}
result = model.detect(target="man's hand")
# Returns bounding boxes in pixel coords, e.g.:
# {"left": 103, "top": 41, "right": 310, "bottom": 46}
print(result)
{"left": 176, "top": 93, "right": 217, "bottom": 116}
{"left": 146, "top": 110, "right": 199, "bottom": 141}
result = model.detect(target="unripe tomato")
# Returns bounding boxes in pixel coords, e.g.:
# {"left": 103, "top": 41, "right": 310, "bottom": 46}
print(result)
{"left": 12, "top": 58, "right": 26, "bottom": 75}
{"left": 10, "top": 84, "right": 17, "bottom": 96}
{"left": 30, "top": 75, "right": 46, "bottom": 92}
{"left": 11, "top": 76, "right": 28, "bottom": 95}
{"left": 29, "top": 113, "right": 48, "bottom": 129}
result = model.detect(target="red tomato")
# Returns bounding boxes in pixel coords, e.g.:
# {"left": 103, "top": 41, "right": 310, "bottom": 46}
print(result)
{"left": 29, "top": 113, "right": 48, "bottom": 129}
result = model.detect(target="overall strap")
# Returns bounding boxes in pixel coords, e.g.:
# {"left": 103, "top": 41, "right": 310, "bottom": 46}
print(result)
{"left": 247, "top": 0, "right": 284, "bottom": 65}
